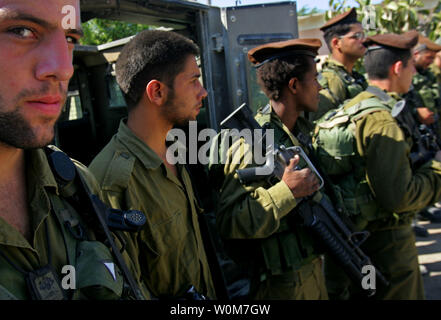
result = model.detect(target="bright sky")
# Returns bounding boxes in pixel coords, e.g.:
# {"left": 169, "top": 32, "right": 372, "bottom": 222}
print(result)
{"left": 206, "top": 0, "right": 383, "bottom": 11}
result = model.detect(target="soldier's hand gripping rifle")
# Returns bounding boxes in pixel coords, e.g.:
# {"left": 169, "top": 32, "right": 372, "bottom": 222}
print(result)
{"left": 220, "top": 103, "right": 389, "bottom": 296}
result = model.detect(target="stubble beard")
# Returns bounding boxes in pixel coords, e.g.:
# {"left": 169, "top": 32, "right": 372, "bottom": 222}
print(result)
{"left": 0, "top": 86, "right": 64, "bottom": 149}
{"left": 162, "top": 89, "right": 193, "bottom": 127}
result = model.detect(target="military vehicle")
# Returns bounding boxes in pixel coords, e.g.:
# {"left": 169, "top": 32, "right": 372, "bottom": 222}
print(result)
{"left": 58, "top": 0, "right": 300, "bottom": 300}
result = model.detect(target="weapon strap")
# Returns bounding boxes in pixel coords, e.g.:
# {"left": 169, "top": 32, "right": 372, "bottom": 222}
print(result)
{"left": 44, "top": 147, "right": 145, "bottom": 300}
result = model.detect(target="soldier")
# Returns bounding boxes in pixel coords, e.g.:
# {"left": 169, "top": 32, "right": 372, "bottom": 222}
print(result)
{"left": 89, "top": 30, "right": 215, "bottom": 299}
{"left": 314, "top": 31, "right": 441, "bottom": 299}
{"left": 412, "top": 35, "right": 441, "bottom": 127}
{"left": 0, "top": 0, "right": 145, "bottom": 300}
{"left": 410, "top": 35, "right": 441, "bottom": 224}
{"left": 309, "top": 8, "right": 367, "bottom": 121}
{"left": 209, "top": 38, "right": 328, "bottom": 300}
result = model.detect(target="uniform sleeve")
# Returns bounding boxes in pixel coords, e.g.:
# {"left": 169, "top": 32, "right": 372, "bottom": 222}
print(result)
{"left": 211, "top": 137, "right": 297, "bottom": 240}
{"left": 355, "top": 110, "right": 441, "bottom": 213}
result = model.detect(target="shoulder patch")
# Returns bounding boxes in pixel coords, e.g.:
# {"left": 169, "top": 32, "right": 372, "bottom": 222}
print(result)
{"left": 101, "top": 151, "right": 136, "bottom": 192}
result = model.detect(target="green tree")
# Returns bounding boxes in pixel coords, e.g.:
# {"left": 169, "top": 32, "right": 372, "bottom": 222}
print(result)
{"left": 298, "top": 5, "right": 321, "bottom": 16}
{"left": 81, "top": 19, "right": 150, "bottom": 45}
{"left": 327, "top": 0, "right": 441, "bottom": 41}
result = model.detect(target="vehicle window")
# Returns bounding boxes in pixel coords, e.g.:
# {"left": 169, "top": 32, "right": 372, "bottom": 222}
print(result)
{"left": 108, "top": 75, "right": 127, "bottom": 108}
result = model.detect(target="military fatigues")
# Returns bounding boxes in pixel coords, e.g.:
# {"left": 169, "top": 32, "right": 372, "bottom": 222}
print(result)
{"left": 315, "top": 88, "right": 441, "bottom": 299}
{"left": 409, "top": 68, "right": 441, "bottom": 140}
{"left": 89, "top": 119, "right": 215, "bottom": 299}
{"left": 209, "top": 105, "right": 328, "bottom": 300}
{"left": 311, "top": 58, "right": 368, "bottom": 122}
{"left": 0, "top": 148, "right": 133, "bottom": 300}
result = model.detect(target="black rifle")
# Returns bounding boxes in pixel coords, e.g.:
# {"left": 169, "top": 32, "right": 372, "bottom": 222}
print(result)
{"left": 45, "top": 147, "right": 147, "bottom": 300}
{"left": 398, "top": 91, "right": 441, "bottom": 169}
{"left": 220, "top": 103, "right": 389, "bottom": 296}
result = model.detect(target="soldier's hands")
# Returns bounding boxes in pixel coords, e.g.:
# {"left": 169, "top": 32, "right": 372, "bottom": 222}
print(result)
{"left": 435, "top": 150, "right": 441, "bottom": 162}
{"left": 417, "top": 107, "right": 436, "bottom": 125}
{"left": 281, "top": 155, "right": 320, "bottom": 198}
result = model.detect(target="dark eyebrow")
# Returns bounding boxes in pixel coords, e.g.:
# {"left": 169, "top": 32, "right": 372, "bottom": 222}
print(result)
{"left": 0, "top": 11, "right": 83, "bottom": 37}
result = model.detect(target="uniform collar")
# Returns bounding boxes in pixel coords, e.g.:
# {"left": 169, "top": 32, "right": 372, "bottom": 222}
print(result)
{"left": 256, "top": 103, "right": 301, "bottom": 146}
{"left": 116, "top": 118, "right": 188, "bottom": 171}
{"left": 116, "top": 118, "right": 163, "bottom": 170}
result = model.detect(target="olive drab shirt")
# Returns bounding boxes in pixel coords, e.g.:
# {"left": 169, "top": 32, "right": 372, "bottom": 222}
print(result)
{"left": 0, "top": 148, "right": 126, "bottom": 300}
{"left": 89, "top": 119, "right": 215, "bottom": 299}
{"left": 334, "top": 89, "right": 441, "bottom": 230}
{"left": 209, "top": 105, "right": 320, "bottom": 277}
{"left": 312, "top": 58, "right": 368, "bottom": 122}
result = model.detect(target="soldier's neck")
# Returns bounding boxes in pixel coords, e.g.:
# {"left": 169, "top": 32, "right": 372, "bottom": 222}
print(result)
{"left": 331, "top": 54, "right": 356, "bottom": 74}
{"left": 127, "top": 106, "right": 174, "bottom": 166}
{"left": 0, "top": 143, "right": 31, "bottom": 241}
{"left": 368, "top": 79, "right": 395, "bottom": 93}
{"left": 271, "top": 99, "right": 298, "bottom": 132}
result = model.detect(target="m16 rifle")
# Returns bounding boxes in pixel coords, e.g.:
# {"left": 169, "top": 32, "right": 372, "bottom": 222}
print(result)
{"left": 397, "top": 89, "right": 440, "bottom": 169}
{"left": 220, "top": 103, "right": 389, "bottom": 296}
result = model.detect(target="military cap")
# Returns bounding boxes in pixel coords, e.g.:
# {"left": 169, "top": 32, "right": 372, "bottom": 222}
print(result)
{"left": 414, "top": 35, "right": 441, "bottom": 53}
{"left": 248, "top": 38, "right": 322, "bottom": 68}
{"left": 363, "top": 31, "right": 419, "bottom": 52}
{"left": 320, "top": 8, "right": 358, "bottom": 32}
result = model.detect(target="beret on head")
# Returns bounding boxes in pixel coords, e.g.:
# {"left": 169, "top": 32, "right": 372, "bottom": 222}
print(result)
{"left": 414, "top": 35, "right": 441, "bottom": 52}
{"left": 363, "top": 31, "right": 419, "bottom": 52}
{"left": 320, "top": 8, "right": 358, "bottom": 32}
{"left": 247, "top": 38, "right": 322, "bottom": 67}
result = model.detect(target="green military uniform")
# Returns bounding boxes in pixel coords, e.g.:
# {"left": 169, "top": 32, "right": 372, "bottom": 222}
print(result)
{"left": 89, "top": 119, "right": 215, "bottom": 299}
{"left": 311, "top": 58, "right": 367, "bottom": 122}
{"left": 0, "top": 148, "right": 135, "bottom": 300}
{"left": 209, "top": 104, "right": 328, "bottom": 300}
{"left": 314, "top": 87, "right": 441, "bottom": 299}
{"left": 412, "top": 68, "right": 441, "bottom": 114}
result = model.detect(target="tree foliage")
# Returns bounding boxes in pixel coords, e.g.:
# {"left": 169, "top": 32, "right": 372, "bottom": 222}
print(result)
{"left": 327, "top": 0, "right": 441, "bottom": 40}
{"left": 81, "top": 18, "right": 150, "bottom": 45}
{"left": 298, "top": 5, "right": 321, "bottom": 16}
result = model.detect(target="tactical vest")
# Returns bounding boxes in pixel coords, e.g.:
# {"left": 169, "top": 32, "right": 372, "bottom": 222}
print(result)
{"left": 254, "top": 106, "right": 319, "bottom": 277}
{"left": 313, "top": 87, "right": 399, "bottom": 230}
{"left": 319, "top": 62, "right": 367, "bottom": 106}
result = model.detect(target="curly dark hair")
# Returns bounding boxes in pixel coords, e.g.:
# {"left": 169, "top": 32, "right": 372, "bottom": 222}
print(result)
{"left": 116, "top": 30, "right": 199, "bottom": 112}
{"left": 256, "top": 55, "right": 314, "bottom": 101}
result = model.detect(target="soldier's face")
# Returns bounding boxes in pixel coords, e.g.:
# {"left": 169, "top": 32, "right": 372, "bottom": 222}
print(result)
{"left": 0, "top": 0, "right": 81, "bottom": 149}
{"left": 414, "top": 49, "right": 436, "bottom": 69}
{"left": 162, "top": 55, "right": 208, "bottom": 126}
{"left": 295, "top": 58, "right": 321, "bottom": 113}
{"left": 338, "top": 24, "right": 366, "bottom": 59}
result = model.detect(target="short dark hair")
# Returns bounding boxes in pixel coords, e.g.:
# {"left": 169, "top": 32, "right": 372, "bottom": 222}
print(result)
{"left": 364, "top": 47, "right": 411, "bottom": 79}
{"left": 256, "top": 55, "right": 313, "bottom": 101}
{"left": 116, "top": 30, "right": 199, "bottom": 111}
{"left": 323, "top": 22, "right": 360, "bottom": 51}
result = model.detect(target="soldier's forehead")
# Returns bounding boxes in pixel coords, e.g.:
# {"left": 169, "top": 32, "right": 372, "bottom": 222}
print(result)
{"left": 0, "top": 0, "right": 81, "bottom": 29}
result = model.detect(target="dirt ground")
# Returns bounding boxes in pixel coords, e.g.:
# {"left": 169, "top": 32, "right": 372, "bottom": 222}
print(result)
{"left": 415, "top": 220, "right": 441, "bottom": 300}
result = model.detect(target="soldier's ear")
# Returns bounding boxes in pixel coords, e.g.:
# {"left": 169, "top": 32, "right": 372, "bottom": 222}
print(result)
{"left": 288, "top": 77, "right": 298, "bottom": 94}
{"left": 331, "top": 37, "right": 340, "bottom": 50}
{"left": 393, "top": 60, "right": 404, "bottom": 76}
{"left": 146, "top": 80, "right": 167, "bottom": 105}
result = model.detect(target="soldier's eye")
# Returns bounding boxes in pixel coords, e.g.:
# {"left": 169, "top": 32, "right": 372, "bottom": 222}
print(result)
{"left": 8, "top": 26, "right": 36, "bottom": 39}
